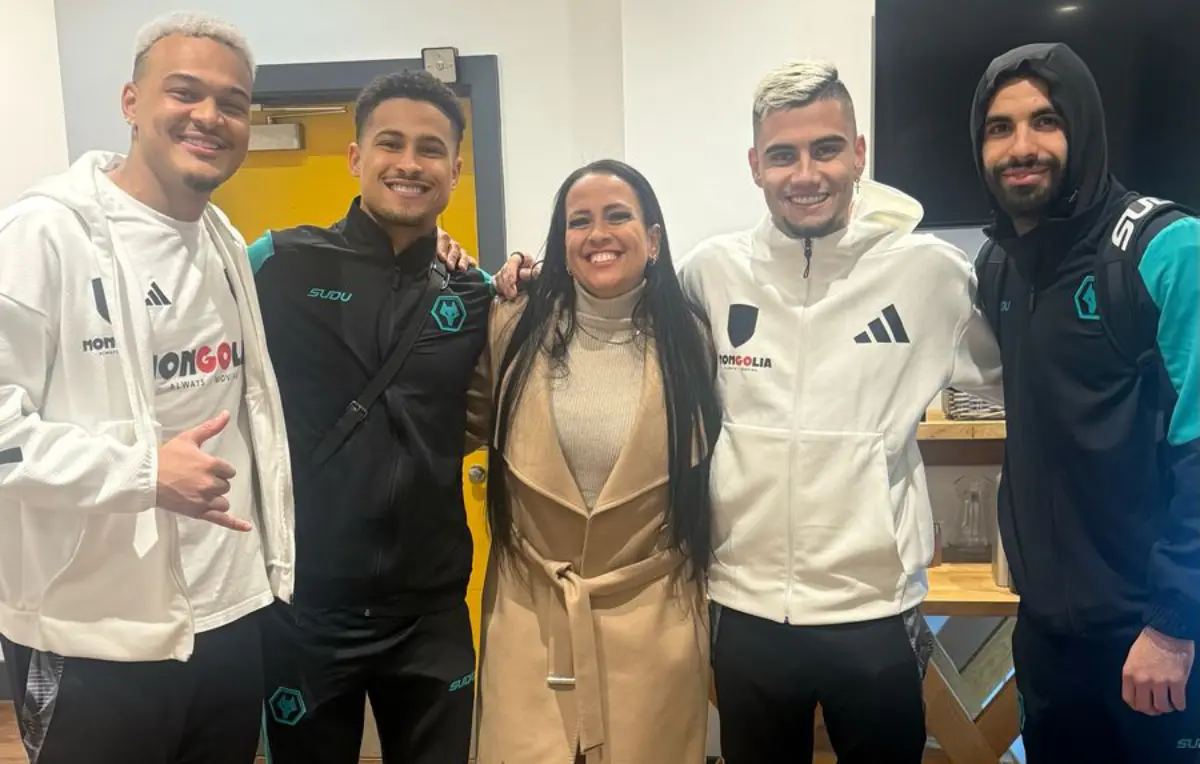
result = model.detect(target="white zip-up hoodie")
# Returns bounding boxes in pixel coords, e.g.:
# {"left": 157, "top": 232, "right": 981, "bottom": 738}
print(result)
{"left": 0, "top": 151, "right": 294, "bottom": 662}
{"left": 678, "top": 179, "right": 1001, "bottom": 625}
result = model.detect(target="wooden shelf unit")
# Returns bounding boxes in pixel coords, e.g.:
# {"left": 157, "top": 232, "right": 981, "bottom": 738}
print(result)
{"left": 917, "top": 410, "right": 1006, "bottom": 466}
{"left": 918, "top": 404, "right": 1018, "bottom": 763}
{"left": 918, "top": 419, "right": 1006, "bottom": 441}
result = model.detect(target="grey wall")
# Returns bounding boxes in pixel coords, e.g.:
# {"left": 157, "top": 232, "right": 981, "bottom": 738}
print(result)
{"left": 54, "top": 1, "right": 156, "bottom": 159}
{"left": 931, "top": 226, "right": 989, "bottom": 258}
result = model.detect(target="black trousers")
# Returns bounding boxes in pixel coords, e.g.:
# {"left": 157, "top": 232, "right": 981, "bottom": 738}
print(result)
{"left": 1013, "top": 614, "right": 1200, "bottom": 763}
{"left": 712, "top": 605, "right": 930, "bottom": 764}
{"left": 260, "top": 599, "right": 476, "bottom": 764}
{"left": 1, "top": 612, "right": 264, "bottom": 764}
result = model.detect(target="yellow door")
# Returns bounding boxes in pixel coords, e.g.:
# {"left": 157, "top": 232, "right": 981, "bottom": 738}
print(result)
{"left": 213, "top": 100, "right": 491, "bottom": 650}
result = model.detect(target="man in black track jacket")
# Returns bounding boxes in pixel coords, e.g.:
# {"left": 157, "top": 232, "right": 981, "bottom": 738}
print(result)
{"left": 971, "top": 43, "right": 1200, "bottom": 762}
{"left": 250, "top": 70, "right": 492, "bottom": 764}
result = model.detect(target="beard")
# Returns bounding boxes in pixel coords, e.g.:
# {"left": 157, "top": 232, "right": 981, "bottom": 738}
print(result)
{"left": 985, "top": 155, "right": 1065, "bottom": 220}
{"left": 778, "top": 214, "right": 845, "bottom": 240}
{"left": 183, "top": 173, "right": 222, "bottom": 194}
{"left": 773, "top": 192, "right": 852, "bottom": 240}
{"left": 372, "top": 206, "right": 427, "bottom": 228}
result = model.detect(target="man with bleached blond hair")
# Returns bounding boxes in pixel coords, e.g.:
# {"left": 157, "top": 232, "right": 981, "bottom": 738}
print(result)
{"left": 0, "top": 12, "right": 294, "bottom": 763}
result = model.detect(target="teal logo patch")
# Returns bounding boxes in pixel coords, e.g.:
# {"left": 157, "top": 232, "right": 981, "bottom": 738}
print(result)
{"left": 269, "top": 686, "right": 306, "bottom": 726}
{"left": 449, "top": 671, "right": 475, "bottom": 692}
{"left": 432, "top": 294, "right": 467, "bottom": 332}
{"left": 1074, "top": 275, "right": 1099, "bottom": 321}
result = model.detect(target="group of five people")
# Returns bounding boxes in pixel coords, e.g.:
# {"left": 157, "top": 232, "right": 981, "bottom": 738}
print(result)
{"left": 0, "top": 10, "right": 1196, "bottom": 764}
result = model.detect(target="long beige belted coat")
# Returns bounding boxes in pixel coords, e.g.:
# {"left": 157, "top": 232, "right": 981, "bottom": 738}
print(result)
{"left": 466, "top": 298, "right": 710, "bottom": 764}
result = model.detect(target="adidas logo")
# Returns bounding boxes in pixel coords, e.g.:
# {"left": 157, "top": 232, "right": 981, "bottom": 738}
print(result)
{"left": 854, "top": 304, "right": 909, "bottom": 344}
{"left": 145, "top": 282, "right": 171, "bottom": 307}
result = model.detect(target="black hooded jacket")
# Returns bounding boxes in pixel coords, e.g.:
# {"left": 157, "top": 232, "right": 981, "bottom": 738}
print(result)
{"left": 972, "top": 43, "right": 1200, "bottom": 641}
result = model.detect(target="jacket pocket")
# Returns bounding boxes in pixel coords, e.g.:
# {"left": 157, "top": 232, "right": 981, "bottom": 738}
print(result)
{"left": 1, "top": 507, "right": 87, "bottom": 613}
{"left": 790, "top": 429, "right": 904, "bottom": 611}
{"left": 709, "top": 421, "right": 793, "bottom": 602}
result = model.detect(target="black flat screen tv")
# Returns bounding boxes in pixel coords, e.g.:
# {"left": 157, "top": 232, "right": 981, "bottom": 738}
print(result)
{"left": 873, "top": 0, "right": 1200, "bottom": 228}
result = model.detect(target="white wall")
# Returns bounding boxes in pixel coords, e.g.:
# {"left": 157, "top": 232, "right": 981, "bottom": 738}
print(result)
{"left": 621, "top": 0, "right": 879, "bottom": 255}
{"left": 618, "top": 0, "right": 987, "bottom": 256}
{"left": 568, "top": 0, "right": 626, "bottom": 167}
{"left": 0, "top": 0, "right": 69, "bottom": 206}
{"left": 0, "top": 0, "right": 68, "bottom": 664}
{"left": 51, "top": 0, "right": 627, "bottom": 257}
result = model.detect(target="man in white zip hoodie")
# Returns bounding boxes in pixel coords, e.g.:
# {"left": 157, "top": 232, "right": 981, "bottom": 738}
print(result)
{"left": 0, "top": 12, "right": 295, "bottom": 764}
{"left": 676, "top": 61, "right": 1003, "bottom": 763}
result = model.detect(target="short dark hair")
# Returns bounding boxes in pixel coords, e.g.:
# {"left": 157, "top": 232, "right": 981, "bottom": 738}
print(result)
{"left": 354, "top": 70, "right": 465, "bottom": 148}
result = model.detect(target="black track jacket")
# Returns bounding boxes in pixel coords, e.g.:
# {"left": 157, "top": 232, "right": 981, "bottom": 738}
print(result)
{"left": 249, "top": 198, "right": 493, "bottom": 614}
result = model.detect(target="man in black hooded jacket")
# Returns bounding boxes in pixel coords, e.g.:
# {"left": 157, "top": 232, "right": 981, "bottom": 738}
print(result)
{"left": 971, "top": 43, "right": 1200, "bottom": 761}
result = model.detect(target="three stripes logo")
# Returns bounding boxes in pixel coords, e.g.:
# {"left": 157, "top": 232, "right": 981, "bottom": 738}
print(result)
{"left": 854, "top": 304, "right": 909, "bottom": 344}
{"left": 145, "top": 281, "right": 172, "bottom": 307}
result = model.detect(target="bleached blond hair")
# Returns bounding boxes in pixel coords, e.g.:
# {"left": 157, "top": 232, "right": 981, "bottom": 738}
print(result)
{"left": 132, "top": 11, "right": 254, "bottom": 81}
{"left": 752, "top": 59, "right": 856, "bottom": 133}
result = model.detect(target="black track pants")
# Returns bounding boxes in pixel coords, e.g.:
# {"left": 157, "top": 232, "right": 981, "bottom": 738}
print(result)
{"left": 260, "top": 600, "right": 476, "bottom": 764}
{"left": 1013, "top": 614, "right": 1200, "bottom": 763}
{"left": 712, "top": 605, "right": 931, "bottom": 764}
{"left": 1, "top": 613, "right": 264, "bottom": 764}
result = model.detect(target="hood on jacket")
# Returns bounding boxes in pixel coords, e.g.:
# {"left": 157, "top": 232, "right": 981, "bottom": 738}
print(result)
{"left": 21, "top": 150, "right": 118, "bottom": 228}
{"left": 760, "top": 178, "right": 925, "bottom": 257}
{"left": 970, "top": 43, "right": 1115, "bottom": 236}
{"left": 21, "top": 150, "right": 241, "bottom": 242}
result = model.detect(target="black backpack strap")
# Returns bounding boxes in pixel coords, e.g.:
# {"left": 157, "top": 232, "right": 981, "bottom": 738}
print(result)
{"left": 312, "top": 260, "right": 449, "bottom": 466}
{"left": 1095, "top": 194, "right": 1196, "bottom": 439}
{"left": 1096, "top": 194, "right": 1195, "bottom": 368}
{"left": 974, "top": 239, "right": 1008, "bottom": 343}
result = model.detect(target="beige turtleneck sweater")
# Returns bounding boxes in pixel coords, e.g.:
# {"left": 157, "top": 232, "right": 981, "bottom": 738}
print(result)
{"left": 550, "top": 280, "right": 647, "bottom": 512}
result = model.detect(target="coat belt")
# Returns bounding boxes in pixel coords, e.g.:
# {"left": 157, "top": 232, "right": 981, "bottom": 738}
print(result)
{"left": 518, "top": 537, "right": 684, "bottom": 759}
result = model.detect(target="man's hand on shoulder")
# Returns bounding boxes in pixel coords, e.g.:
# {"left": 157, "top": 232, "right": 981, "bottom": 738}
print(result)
{"left": 436, "top": 228, "right": 476, "bottom": 272}
{"left": 494, "top": 252, "right": 541, "bottom": 301}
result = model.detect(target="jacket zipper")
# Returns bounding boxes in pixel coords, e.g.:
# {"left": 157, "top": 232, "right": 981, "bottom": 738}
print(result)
{"left": 1026, "top": 281, "right": 1077, "bottom": 633}
{"left": 104, "top": 232, "right": 199, "bottom": 652}
{"left": 376, "top": 264, "right": 406, "bottom": 584}
{"left": 786, "top": 239, "right": 816, "bottom": 622}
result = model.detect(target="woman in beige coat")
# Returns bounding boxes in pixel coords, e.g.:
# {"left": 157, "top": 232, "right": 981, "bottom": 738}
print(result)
{"left": 469, "top": 159, "right": 722, "bottom": 764}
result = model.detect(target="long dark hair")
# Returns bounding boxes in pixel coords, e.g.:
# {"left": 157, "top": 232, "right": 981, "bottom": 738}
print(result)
{"left": 487, "top": 159, "right": 722, "bottom": 575}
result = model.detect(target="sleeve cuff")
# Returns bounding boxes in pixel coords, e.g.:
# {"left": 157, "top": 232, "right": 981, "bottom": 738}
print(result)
{"left": 1146, "top": 596, "right": 1200, "bottom": 642}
